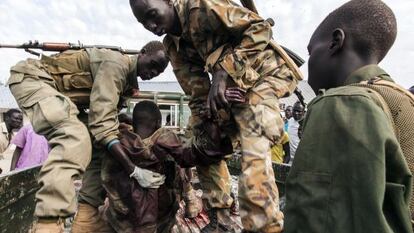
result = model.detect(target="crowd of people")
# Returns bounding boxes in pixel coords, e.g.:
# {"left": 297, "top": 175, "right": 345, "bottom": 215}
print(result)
{"left": 1, "top": 0, "right": 413, "bottom": 232}
{"left": 269, "top": 102, "right": 305, "bottom": 165}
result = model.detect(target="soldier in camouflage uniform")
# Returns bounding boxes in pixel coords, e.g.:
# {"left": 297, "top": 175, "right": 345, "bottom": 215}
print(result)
{"left": 7, "top": 41, "right": 169, "bottom": 233}
{"left": 129, "top": 0, "right": 299, "bottom": 232}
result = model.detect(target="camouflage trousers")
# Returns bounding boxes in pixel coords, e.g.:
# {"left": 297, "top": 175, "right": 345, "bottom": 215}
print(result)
{"left": 8, "top": 73, "right": 92, "bottom": 217}
{"left": 231, "top": 76, "right": 287, "bottom": 233}
{"left": 189, "top": 113, "right": 234, "bottom": 210}
{"left": 187, "top": 75, "right": 292, "bottom": 232}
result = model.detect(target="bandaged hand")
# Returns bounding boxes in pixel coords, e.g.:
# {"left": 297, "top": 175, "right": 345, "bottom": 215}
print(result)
{"left": 129, "top": 166, "right": 165, "bottom": 188}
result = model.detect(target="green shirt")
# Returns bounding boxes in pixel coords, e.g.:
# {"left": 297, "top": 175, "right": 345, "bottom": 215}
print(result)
{"left": 285, "top": 65, "right": 413, "bottom": 233}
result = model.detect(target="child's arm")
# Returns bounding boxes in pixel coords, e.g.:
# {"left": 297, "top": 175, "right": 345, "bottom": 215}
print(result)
{"left": 10, "top": 147, "right": 22, "bottom": 171}
{"left": 153, "top": 122, "right": 233, "bottom": 168}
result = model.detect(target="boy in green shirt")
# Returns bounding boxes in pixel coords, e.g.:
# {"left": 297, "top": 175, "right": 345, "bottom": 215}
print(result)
{"left": 285, "top": 0, "right": 413, "bottom": 232}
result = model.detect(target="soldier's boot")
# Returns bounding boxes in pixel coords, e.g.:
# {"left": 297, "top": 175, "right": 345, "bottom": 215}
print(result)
{"left": 183, "top": 187, "right": 202, "bottom": 218}
{"left": 71, "top": 203, "right": 114, "bottom": 233}
{"left": 30, "top": 218, "right": 64, "bottom": 233}
{"left": 201, "top": 208, "right": 234, "bottom": 233}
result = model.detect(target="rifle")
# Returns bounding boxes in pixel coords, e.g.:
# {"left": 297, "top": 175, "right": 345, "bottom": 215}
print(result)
{"left": 0, "top": 40, "right": 140, "bottom": 57}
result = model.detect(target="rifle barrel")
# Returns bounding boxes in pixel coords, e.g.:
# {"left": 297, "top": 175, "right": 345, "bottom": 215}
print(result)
{"left": 0, "top": 44, "right": 25, "bottom": 48}
{"left": 1, "top": 42, "right": 140, "bottom": 55}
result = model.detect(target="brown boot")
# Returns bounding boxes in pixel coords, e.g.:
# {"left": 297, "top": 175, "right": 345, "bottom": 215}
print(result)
{"left": 31, "top": 218, "right": 64, "bottom": 233}
{"left": 71, "top": 203, "right": 114, "bottom": 233}
{"left": 184, "top": 188, "right": 202, "bottom": 218}
{"left": 201, "top": 208, "right": 235, "bottom": 233}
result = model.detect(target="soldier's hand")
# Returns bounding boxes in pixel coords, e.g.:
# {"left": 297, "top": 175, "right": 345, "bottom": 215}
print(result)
{"left": 207, "top": 69, "right": 228, "bottom": 118}
{"left": 225, "top": 87, "right": 246, "bottom": 103}
{"left": 129, "top": 166, "right": 166, "bottom": 188}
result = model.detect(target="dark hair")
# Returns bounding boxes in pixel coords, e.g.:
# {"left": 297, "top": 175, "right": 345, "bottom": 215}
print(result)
{"left": 293, "top": 101, "right": 304, "bottom": 110}
{"left": 314, "top": 0, "right": 397, "bottom": 62}
{"left": 5, "top": 108, "right": 22, "bottom": 118}
{"left": 409, "top": 86, "right": 414, "bottom": 95}
{"left": 141, "top": 40, "right": 165, "bottom": 56}
{"left": 132, "top": 100, "right": 161, "bottom": 127}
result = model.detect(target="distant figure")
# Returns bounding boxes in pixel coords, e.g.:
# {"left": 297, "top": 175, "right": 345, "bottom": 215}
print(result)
{"left": 287, "top": 102, "right": 304, "bottom": 161}
{"left": 285, "top": 105, "right": 293, "bottom": 120}
{"left": 165, "top": 114, "right": 172, "bottom": 126}
{"left": 0, "top": 109, "right": 23, "bottom": 156}
{"left": 10, "top": 124, "right": 49, "bottom": 171}
{"left": 270, "top": 131, "right": 290, "bottom": 164}
{"left": 0, "top": 109, "right": 23, "bottom": 173}
{"left": 284, "top": 105, "right": 293, "bottom": 131}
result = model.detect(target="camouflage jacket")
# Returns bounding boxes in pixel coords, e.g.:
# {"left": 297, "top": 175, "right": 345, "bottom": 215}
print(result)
{"left": 164, "top": 0, "right": 296, "bottom": 115}
{"left": 9, "top": 48, "right": 138, "bottom": 146}
{"left": 164, "top": 0, "right": 294, "bottom": 93}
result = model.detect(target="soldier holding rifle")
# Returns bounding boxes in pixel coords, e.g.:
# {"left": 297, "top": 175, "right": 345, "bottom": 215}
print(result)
{"left": 5, "top": 41, "right": 169, "bottom": 233}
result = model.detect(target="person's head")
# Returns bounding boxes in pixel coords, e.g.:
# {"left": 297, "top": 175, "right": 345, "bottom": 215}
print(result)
{"left": 137, "top": 40, "right": 169, "bottom": 81}
{"left": 4, "top": 109, "right": 23, "bottom": 131}
{"left": 132, "top": 100, "right": 162, "bottom": 138}
{"left": 409, "top": 86, "right": 414, "bottom": 95}
{"left": 165, "top": 114, "right": 171, "bottom": 126}
{"left": 308, "top": 0, "right": 397, "bottom": 93}
{"left": 285, "top": 106, "right": 293, "bottom": 119}
{"left": 118, "top": 113, "right": 133, "bottom": 125}
{"left": 292, "top": 102, "right": 304, "bottom": 121}
{"left": 129, "top": 0, "right": 180, "bottom": 36}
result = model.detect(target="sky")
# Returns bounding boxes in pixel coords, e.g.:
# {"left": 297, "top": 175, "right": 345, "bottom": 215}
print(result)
{"left": 0, "top": 0, "right": 413, "bottom": 88}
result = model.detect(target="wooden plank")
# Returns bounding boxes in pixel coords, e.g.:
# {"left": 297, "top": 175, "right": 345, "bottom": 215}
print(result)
{"left": 0, "top": 166, "right": 41, "bottom": 233}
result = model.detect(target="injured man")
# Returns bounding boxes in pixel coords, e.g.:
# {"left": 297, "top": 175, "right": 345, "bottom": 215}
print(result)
{"left": 101, "top": 100, "right": 233, "bottom": 233}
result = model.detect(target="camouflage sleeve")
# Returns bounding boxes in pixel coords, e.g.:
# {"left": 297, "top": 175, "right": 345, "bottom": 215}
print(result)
{"left": 88, "top": 53, "right": 128, "bottom": 146}
{"left": 163, "top": 36, "right": 211, "bottom": 116}
{"left": 202, "top": 0, "right": 272, "bottom": 90}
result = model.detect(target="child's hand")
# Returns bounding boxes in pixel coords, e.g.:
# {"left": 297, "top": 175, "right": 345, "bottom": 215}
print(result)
{"left": 129, "top": 166, "right": 165, "bottom": 188}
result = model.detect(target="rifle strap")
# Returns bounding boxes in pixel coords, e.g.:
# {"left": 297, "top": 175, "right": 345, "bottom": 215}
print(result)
{"left": 269, "top": 40, "right": 304, "bottom": 82}
{"left": 351, "top": 77, "right": 414, "bottom": 217}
